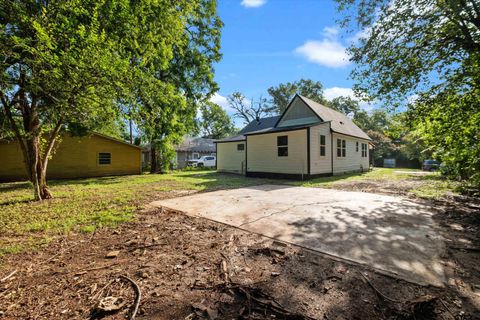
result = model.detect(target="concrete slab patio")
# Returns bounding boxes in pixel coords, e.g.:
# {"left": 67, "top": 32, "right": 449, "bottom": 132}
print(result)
{"left": 151, "top": 184, "right": 445, "bottom": 286}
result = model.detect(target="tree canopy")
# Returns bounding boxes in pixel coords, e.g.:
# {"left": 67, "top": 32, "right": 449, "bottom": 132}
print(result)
{"left": 267, "top": 79, "right": 327, "bottom": 114}
{"left": 199, "top": 101, "right": 235, "bottom": 139}
{"left": 336, "top": 0, "right": 480, "bottom": 186}
{"left": 133, "top": 0, "right": 222, "bottom": 173}
{"left": 0, "top": 0, "right": 222, "bottom": 199}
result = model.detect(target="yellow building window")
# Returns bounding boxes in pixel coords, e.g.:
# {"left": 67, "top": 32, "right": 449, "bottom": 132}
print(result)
{"left": 98, "top": 152, "right": 111, "bottom": 165}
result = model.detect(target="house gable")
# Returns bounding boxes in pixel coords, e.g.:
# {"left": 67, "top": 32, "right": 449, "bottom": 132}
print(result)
{"left": 276, "top": 96, "right": 321, "bottom": 128}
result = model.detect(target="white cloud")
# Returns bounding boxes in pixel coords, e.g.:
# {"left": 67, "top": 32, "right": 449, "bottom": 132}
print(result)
{"left": 324, "top": 87, "right": 374, "bottom": 111}
{"left": 324, "top": 87, "right": 355, "bottom": 100}
{"left": 322, "top": 26, "right": 339, "bottom": 40}
{"left": 295, "top": 40, "right": 350, "bottom": 68}
{"left": 209, "top": 93, "right": 229, "bottom": 109}
{"left": 294, "top": 26, "right": 350, "bottom": 68}
{"left": 241, "top": 0, "right": 266, "bottom": 8}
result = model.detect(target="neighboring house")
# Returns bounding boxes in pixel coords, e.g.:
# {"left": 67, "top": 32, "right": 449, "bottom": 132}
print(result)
{"left": 0, "top": 133, "right": 142, "bottom": 182}
{"left": 215, "top": 94, "right": 372, "bottom": 179}
{"left": 141, "top": 137, "right": 216, "bottom": 169}
{"left": 175, "top": 137, "right": 216, "bottom": 169}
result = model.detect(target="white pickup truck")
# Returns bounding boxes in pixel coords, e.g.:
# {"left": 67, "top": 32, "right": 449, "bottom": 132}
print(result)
{"left": 189, "top": 156, "right": 216, "bottom": 168}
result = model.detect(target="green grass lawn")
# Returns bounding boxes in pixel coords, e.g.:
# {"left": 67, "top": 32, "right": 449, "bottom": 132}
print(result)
{"left": 0, "top": 171, "right": 272, "bottom": 256}
{"left": 0, "top": 168, "right": 459, "bottom": 256}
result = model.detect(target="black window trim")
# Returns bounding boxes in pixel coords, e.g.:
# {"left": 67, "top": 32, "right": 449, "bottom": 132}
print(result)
{"left": 361, "top": 143, "right": 368, "bottom": 157}
{"left": 337, "top": 139, "right": 346, "bottom": 158}
{"left": 320, "top": 134, "right": 326, "bottom": 157}
{"left": 277, "top": 135, "right": 288, "bottom": 157}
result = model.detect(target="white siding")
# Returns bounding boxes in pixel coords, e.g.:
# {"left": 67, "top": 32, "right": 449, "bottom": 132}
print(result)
{"left": 332, "top": 133, "right": 370, "bottom": 174}
{"left": 216, "top": 141, "right": 246, "bottom": 174}
{"left": 247, "top": 129, "right": 308, "bottom": 175}
{"left": 309, "top": 123, "right": 332, "bottom": 174}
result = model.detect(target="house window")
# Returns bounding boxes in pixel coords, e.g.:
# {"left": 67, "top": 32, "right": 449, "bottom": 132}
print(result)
{"left": 362, "top": 143, "right": 368, "bottom": 157}
{"left": 237, "top": 143, "right": 245, "bottom": 151}
{"left": 98, "top": 152, "right": 111, "bottom": 165}
{"left": 192, "top": 152, "right": 200, "bottom": 159}
{"left": 356, "top": 142, "right": 359, "bottom": 152}
{"left": 277, "top": 135, "right": 288, "bottom": 157}
{"left": 320, "top": 135, "right": 326, "bottom": 156}
{"left": 337, "top": 139, "right": 346, "bottom": 157}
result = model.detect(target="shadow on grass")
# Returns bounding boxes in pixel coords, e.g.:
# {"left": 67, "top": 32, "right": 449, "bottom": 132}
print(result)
{"left": 0, "top": 181, "right": 32, "bottom": 192}
{"left": 48, "top": 175, "right": 130, "bottom": 187}
{"left": 0, "top": 198, "right": 33, "bottom": 206}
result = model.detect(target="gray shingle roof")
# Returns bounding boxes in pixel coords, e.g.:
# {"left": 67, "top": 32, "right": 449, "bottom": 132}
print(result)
{"left": 214, "top": 134, "right": 246, "bottom": 143}
{"left": 298, "top": 95, "right": 371, "bottom": 140}
{"left": 238, "top": 116, "right": 280, "bottom": 134}
{"left": 175, "top": 137, "right": 216, "bottom": 152}
{"left": 215, "top": 116, "right": 280, "bottom": 143}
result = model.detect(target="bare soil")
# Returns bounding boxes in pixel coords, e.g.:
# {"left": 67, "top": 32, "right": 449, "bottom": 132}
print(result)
{"left": 1, "top": 186, "right": 479, "bottom": 319}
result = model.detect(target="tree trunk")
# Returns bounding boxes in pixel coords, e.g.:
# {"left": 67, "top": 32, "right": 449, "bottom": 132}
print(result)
{"left": 22, "top": 133, "right": 52, "bottom": 200}
{"left": 36, "top": 153, "right": 53, "bottom": 200}
{"left": 2, "top": 78, "right": 58, "bottom": 200}
{"left": 150, "top": 144, "right": 157, "bottom": 173}
{"left": 25, "top": 134, "right": 42, "bottom": 200}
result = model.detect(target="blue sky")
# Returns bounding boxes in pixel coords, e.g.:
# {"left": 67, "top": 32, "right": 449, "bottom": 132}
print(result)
{"left": 211, "top": 0, "right": 370, "bottom": 120}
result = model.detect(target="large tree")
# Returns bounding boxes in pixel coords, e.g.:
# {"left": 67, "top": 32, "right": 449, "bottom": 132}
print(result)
{"left": 267, "top": 79, "right": 327, "bottom": 114}
{"left": 227, "top": 92, "right": 272, "bottom": 125}
{"left": 336, "top": 0, "right": 480, "bottom": 184}
{"left": 135, "top": 0, "right": 222, "bottom": 173}
{"left": 0, "top": 0, "right": 197, "bottom": 200}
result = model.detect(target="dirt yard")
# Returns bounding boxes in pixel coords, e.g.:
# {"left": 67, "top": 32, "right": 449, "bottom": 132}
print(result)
{"left": 0, "top": 171, "right": 479, "bottom": 319}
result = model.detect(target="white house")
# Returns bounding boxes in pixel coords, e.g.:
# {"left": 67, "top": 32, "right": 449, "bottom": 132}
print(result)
{"left": 215, "top": 94, "right": 372, "bottom": 179}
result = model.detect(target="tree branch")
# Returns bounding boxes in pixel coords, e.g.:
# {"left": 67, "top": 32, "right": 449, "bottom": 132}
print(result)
{"left": 0, "top": 91, "right": 27, "bottom": 153}
{"left": 41, "top": 118, "right": 63, "bottom": 169}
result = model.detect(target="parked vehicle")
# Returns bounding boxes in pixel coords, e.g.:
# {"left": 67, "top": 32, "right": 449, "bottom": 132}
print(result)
{"left": 422, "top": 160, "right": 440, "bottom": 171}
{"left": 193, "top": 156, "right": 216, "bottom": 168}
{"left": 187, "top": 159, "right": 200, "bottom": 167}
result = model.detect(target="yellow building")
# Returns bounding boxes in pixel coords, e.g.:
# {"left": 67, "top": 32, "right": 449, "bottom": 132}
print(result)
{"left": 0, "top": 133, "right": 142, "bottom": 182}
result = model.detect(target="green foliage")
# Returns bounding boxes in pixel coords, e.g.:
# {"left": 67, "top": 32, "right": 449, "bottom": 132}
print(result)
{"left": 199, "top": 102, "right": 235, "bottom": 139}
{"left": 410, "top": 81, "right": 480, "bottom": 184}
{"left": 352, "top": 109, "right": 426, "bottom": 167}
{"left": 133, "top": 0, "right": 222, "bottom": 171}
{"left": 327, "top": 96, "right": 360, "bottom": 117}
{"left": 336, "top": 0, "right": 480, "bottom": 105}
{"left": 336, "top": 0, "right": 480, "bottom": 186}
{"left": 267, "top": 79, "right": 327, "bottom": 114}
